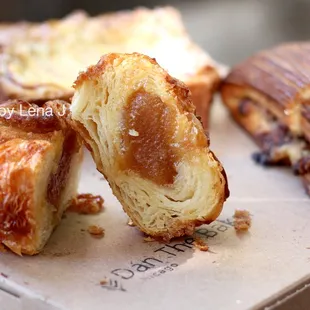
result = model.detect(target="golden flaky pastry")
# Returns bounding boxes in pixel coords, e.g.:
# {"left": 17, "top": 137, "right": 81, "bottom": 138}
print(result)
{"left": 0, "top": 100, "right": 83, "bottom": 255}
{"left": 221, "top": 43, "right": 310, "bottom": 165}
{"left": 221, "top": 43, "right": 310, "bottom": 195}
{"left": 0, "top": 7, "right": 221, "bottom": 127}
{"left": 70, "top": 53, "right": 229, "bottom": 240}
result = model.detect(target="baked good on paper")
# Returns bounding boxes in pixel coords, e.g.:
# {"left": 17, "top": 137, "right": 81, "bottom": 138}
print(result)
{"left": 0, "top": 7, "right": 221, "bottom": 127}
{"left": 0, "top": 100, "right": 82, "bottom": 255}
{"left": 221, "top": 43, "right": 310, "bottom": 165}
{"left": 221, "top": 42, "right": 310, "bottom": 195}
{"left": 70, "top": 53, "right": 229, "bottom": 240}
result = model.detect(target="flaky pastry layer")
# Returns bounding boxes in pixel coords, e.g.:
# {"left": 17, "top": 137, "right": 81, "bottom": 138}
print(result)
{"left": 0, "top": 100, "right": 82, "bottom": 255}
{"left": 69, "top": 53, "right": 228, "bottom": 240}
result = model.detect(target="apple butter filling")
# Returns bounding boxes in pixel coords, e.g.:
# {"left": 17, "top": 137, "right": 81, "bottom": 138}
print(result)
{"left": 121, "top": 90, "right": 178, "bottom": 185}
{"left": 47, "top": 131, "right": 79, "bottom": 207}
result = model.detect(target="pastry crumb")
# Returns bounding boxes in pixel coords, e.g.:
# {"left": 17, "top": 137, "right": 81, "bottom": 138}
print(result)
{"left": 88, "top": 225, "right": 105, "bottom": 238}
{"left": 100, "top": 278, "right": 108, "bottom": 285}
{"left": 127, "top": 218, "right": 135, "bottom": 227}
{"left": 1, "top": 272, "right": 8, "bottom": 278}
{"left": 233, "top": 210, "right": 251, "bottom": 232}
{"left": 69, "top": 193, "right": 104, "bottom": 214}
{"left": 193, "top": 237, "right": 209, "bottom": 251}
{"left": 143, "top": 236, "right": 155, "bottom": 242}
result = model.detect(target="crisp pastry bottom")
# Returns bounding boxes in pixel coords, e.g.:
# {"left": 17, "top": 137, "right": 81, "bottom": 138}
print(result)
{"left": 0, "top": 100, "right": 82, "bottom": 255}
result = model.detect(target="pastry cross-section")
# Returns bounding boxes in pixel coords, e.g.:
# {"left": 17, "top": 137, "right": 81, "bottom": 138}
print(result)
{"left": 70, "top": 53, "right": 229, "bottom": 240}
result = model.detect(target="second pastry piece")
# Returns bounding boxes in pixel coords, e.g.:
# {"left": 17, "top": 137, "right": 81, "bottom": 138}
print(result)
{"left": 221, "top": 43, "right": 310, "bottom": 166}
{"left": 71, "top": 53, "right": 228, "bottom": 240}
{"left": 0, "top": 100, "right": 83, "bottom": 255}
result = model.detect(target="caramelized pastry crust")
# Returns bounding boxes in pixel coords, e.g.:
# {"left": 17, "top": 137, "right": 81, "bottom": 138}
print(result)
{"left": 70, "top": 53, "right": 228, "bottom": 240}
{"left": 221, "top": 43, "right": 310, "bottom": 195}
{"left": 0, "top": 100, "right": 82, "bottom": 255}
{"left": 222, "top": 43, "right": 310, "bottom": 135}
{"left": 0, "top": 8, "right": 221, "bottom": 127}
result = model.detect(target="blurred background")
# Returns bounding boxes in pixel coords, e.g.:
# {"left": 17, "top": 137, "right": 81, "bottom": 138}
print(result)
{"left": 1, "top": 0, "right": 310, "bottom": 65}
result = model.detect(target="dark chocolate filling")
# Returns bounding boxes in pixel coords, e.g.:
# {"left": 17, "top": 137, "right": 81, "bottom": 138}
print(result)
{"left": 238, "top": 98, "right": 302, "bottom": 166}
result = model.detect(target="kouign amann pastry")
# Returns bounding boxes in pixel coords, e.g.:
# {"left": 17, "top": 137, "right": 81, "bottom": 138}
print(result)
{"left": 221, "top": 42, "right": 310, "bottom": 194}
{"left": 70, "top": 53, "right": 228, "bottom": 240}
{"left": 0, "top": 100, "right": 82, "bottom": 255}
{"left": 0, "top": 7, "right": 221, "bottom": 127}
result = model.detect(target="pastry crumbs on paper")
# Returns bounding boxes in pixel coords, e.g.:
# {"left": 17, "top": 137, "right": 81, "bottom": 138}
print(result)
{"left": 233, "top": 210, "right": 251, "bottom": 232}
{"left": 193, "top": 237, "right": 209, "bottom": 251}
{"left": 69, "top": 194, "right": 104, "bottom": 214}
{"left": 88, "top": 225, "right": 105, "bottom": 238}
{"left": 100, "top": 278, "right": 108, "bottom": 285}
{"left": 127, "top": 218, "right": 135, "bottom": 227}
{"left": 143, "top": 236, "right": 155, "bottom": 242}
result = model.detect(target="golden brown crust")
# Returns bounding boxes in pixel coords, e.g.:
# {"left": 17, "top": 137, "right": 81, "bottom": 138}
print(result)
{"left": 187, "top": 65, "right": 220, "bottom": 128}
{"left": 0, "top": 8, "right": 220, "bottom": 128}
{"left": 0, "top": 100, "right": 82, "bottom": 255}
{"left": 71, "top": 52, "right": 228, "bottom": 241}
{"left": 222, "top": 44, "right": 310, "bottom": 194}
{"left": 0, "top": 139, "right": 40, "bottom": 251}
{"left": 225, "top": 42, "right": 310, "bottom": 110}
{"left": 220, "top": 43, "right": 310, "bottom": 167}
{"left": 222, "top": 43, "right": 310, "bottom": 136}
{"left": 73, "top": 54, "right": 118, "bottom": 89}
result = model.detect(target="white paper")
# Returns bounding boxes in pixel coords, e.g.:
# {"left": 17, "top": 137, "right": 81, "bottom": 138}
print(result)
{"left": 0, "top": 100, "right": 310, "bottom": 310}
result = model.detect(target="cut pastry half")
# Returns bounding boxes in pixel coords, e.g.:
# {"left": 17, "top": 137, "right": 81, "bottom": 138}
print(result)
{"left": 70, "top": 53, "right": 228, "bottom": 240}
{"left": 0, "top": 100, "right": 83, "bottom": 255}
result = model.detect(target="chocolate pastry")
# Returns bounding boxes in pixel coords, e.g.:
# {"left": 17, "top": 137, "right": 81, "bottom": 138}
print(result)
{"left": 221, "top": 43, "right": 310, "bottom": 195}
